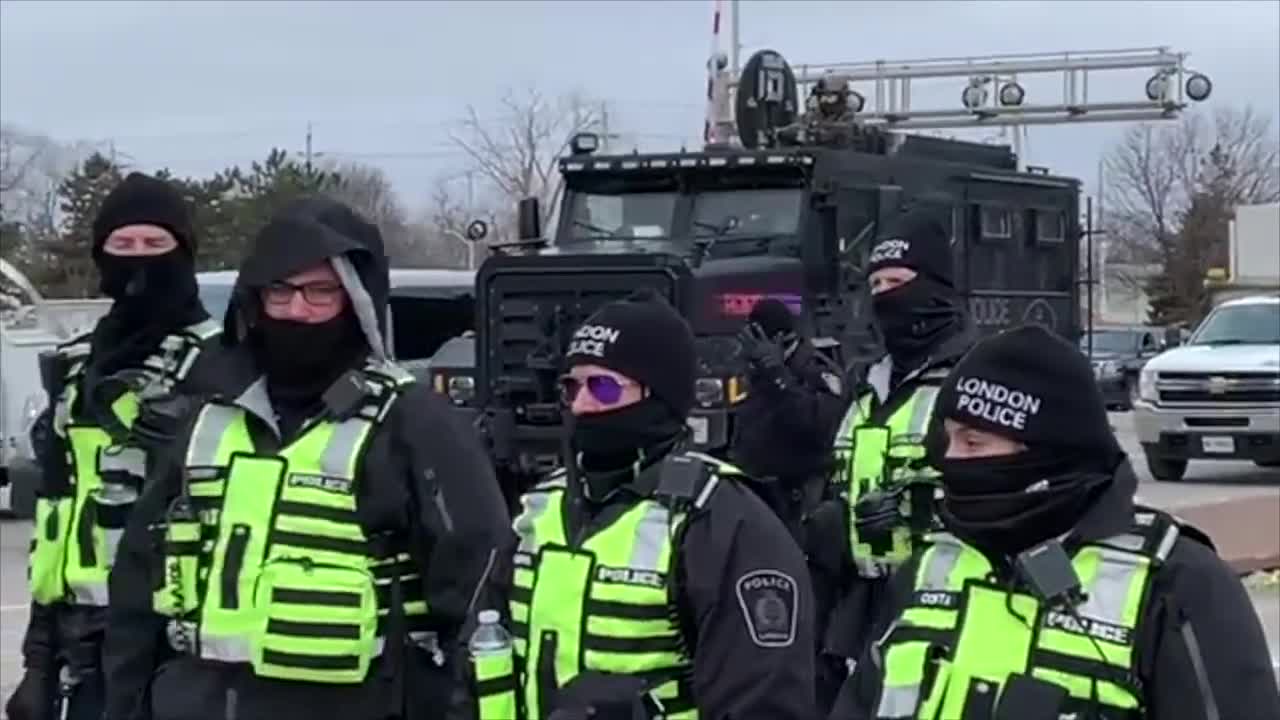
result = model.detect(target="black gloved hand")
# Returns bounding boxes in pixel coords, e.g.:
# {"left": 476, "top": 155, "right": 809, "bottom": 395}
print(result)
{"left": 738, "top": 322, "right": 790, "bottom": 386}
{"left": 4, "top": 669, "right": 57, "bottom": 720}
{"left": 131, "top": 394, "right": 195, "bottom": 450}
{"left": 551, "top": 671, "right": 649, "bottom": 720}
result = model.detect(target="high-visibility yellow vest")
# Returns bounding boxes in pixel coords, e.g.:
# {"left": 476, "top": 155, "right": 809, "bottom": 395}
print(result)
{"left": 477, "top": 451, "right": 737, "bottom": 720}
{"left": 834, "top": 373, "right": 945, "bottom": 578}
{"left": 27, "top": 319, "right": 221, "bottom": 606}
{"left": 874, "top": 510, "right": 1178, "bottom": 719}
{"left": 151, "top": 362, "right": 430, "bottom": 685}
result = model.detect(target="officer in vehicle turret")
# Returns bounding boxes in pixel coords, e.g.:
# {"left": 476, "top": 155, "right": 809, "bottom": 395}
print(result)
{"left": 806, "top": 206, "right": 973, "bottom": 710}
{"left": 731, "top": 297, "right": 847, "bottom": 540}
{"left": 6, "top": 173, "right": 227, "bottom": 720}
{"left": 101, "top": 196, "right": 512, "bottom": 720}
{"left": 830, "top": 324, "right": 1280, "bottom": 720}
{"left": 473, "top": 290, "right": 817, "bottom": 720}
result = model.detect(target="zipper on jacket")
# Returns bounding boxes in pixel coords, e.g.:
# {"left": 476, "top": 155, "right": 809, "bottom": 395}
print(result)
{"left": 221, "top": 524, "right": 251, "bottom": 609}
{"left": 1179, "top": 619, "right": 1222, "bottom": 720}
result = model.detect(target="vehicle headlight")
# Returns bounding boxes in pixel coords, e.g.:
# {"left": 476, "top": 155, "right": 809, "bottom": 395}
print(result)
{"left": 1095, "top": 360, "right": 1120, "bottom": 378}
{"left": 1138, "top": 369, "right": 1158, "bottom": 403}
{"left": 446, "top": 375, "right": 476, "bottom": 406}
{"left": 694, "top": 378, "right": 724, "bottom": 407}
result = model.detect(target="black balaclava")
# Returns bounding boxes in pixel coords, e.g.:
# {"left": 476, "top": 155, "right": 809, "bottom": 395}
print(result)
{"left": 866, "top": 207, "right": 963, "bottom": 371}
{"left": 563, "top": 290, "right": 696, "bottom": 501}
{"left": 86, "top": 172, "right": 206, "bottom": 380}
{"left": 929, "top": 325, "right": 1125, "bottom": 556}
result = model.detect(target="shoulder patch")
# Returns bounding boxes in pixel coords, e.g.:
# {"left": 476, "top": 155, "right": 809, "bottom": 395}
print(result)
{"left": 734, "top": 569, "right": 799, "bottom": 648}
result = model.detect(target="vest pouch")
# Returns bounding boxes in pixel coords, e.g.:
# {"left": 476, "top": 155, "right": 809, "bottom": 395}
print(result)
{"left": 151, "top": 516, "right": 202, "bottom": 618}
{"left": 851, "top": 426, "right": 891, "bottom": 494}
{"left": 250, "top": 557, "right": 379, "bottom": 684}
{"left": 29, "top": 496, "right": 74, "bottom": 604}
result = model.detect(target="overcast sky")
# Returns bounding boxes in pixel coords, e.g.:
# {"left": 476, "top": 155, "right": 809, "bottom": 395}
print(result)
{"left": 2, "top": 0, "right": 1277, "bottom": 212}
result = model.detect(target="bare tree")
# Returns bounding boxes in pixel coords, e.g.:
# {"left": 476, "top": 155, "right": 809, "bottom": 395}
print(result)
{"left": 0, "top": 125, "right": 45, "bottom": 195}
{"left": 425, "top": 176, "right": 491, "bottom": 268}
{"left": 450, "top": 88, "right": 607, "bottom": 230}
{"left": 1103, "top": 105, "right": 1280, "bottom": 265}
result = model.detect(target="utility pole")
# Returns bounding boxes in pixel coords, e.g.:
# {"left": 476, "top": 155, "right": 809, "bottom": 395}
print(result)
{"left": 730, "top": 0, "right": 741, "bottom": 76}
{"left": 305, "top": 122, "right": 314, "bottom": 173}
{"left": 600, "top": 102, "right": 611, "bottom": 153}
{"left": 466, "top": 170, "right": 477, "bottom": 270}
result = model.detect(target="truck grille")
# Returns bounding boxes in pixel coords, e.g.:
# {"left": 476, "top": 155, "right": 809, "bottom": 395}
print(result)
{"left": 1156, "top": 371, "right": 1280, "bottom": 404}
{"left": 477, "top": 255, "right": 689, "bottom": 425}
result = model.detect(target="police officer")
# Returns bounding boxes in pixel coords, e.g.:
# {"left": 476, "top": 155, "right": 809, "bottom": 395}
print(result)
{"left": 730, "top": 298, "right": 847, "bottom": 539}
{"left": 6, "top": 173, "right": 226, "bottom": 720}
{"left": 474, "top": 290, "right": 816, "bottom": 720}
{"left": 831, "top": 324, "right": 1280, "bottom": 719}
{"left": 808, "top": 206, "right": 972, "bottom": 709}
{"left": 102, "top": 196, "right": 512, "bottom": 720}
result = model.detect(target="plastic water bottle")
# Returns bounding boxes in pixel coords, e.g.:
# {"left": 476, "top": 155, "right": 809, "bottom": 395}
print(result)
{"left": 469, "top": 609, "right": 512, "bottom": 660}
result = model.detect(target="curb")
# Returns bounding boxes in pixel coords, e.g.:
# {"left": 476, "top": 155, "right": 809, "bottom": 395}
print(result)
{"left": 1172, "top": 494, "right": 1280, "bottom": 575}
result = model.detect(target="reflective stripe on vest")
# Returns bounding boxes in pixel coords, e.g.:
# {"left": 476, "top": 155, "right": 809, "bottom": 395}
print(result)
{"left": 835, "top": 385, "right": 940, "bottom": 578}
{"left": 29, "top": 320, "right": 219, "bottom": 606}
{"left": 875, "top": 517, "right": 1178, "bottom": 719}
{"left": 155, "top": 364, "right": 424, "bottom": 684}
{"left": 502, "top": 453, "right": 728, "bottom": 720}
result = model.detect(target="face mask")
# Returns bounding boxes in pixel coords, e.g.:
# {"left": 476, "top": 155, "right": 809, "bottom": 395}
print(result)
{"left": 937, "top": 451, "right": 1109, "bottom": 555}
{"left": 97, "top": 251, "right": 197, "bottom": 306}
{"left": 570, "top": 398, "right": 685, "bottom": 468}
{"left": 254, "top": 312, "right": 365, "bottom": 390}
{"left": 871, "top": 276, "right": 960, "bottom": 361}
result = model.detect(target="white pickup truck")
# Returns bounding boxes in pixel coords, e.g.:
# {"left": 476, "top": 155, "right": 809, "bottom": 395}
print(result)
{"left": 1134, "top": 294, "right": 1280, "bottom": 482}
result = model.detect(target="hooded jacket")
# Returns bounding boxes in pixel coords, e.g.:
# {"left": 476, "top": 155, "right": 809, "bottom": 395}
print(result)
{"left": 827, "top": 458, "right": 1280, "bottom": 720}
{"left": 101, "top": 196, "right": 512, "bottom": 720}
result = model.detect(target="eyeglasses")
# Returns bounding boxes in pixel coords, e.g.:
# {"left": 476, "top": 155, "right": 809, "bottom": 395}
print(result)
{"left": 263, "top": 281, "right": 344, "bottom": 307}
{"left": 559, "top": 374, "right": 636, "bottom": 405}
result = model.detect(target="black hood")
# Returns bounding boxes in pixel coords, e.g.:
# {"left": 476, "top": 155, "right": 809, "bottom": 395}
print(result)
{"left": 223, "top": 195, "right": 390, "bottom": 362}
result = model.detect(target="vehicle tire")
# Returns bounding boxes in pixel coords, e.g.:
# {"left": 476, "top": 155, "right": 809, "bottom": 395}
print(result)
{"left": 8, "top": 463, "right": 39, "bottom": 520}
{"left": 1145, "top": 453, "right": 1188, "bottom": 482}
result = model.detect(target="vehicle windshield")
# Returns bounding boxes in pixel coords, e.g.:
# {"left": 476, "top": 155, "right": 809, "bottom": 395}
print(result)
{"left": 1190, "top": 302, "right": 1280, "bottom": 345}
{"left": 566, "top": 191, "right": 678, "bottom": 241}
{"left": 199, "top": 282, "right": 234, "bottom": 322}
{"left": 691, "top": 188, "right": 803, "bottom": 238}
{"left": 1080, "top": 330, "right": 1138, "bottom": 354}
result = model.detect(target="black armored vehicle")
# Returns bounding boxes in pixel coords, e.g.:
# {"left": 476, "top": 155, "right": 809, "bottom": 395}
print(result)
{"left": 468, "top": 49, "right": 1083, "bottom": 494}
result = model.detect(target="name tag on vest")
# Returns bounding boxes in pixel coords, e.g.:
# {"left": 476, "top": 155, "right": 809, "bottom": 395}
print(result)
{"left": 596, "top": 565, "right": 665, "bottom": 588}
{"left": 287, "top": 473, "right": 354, "bottom": 495}
{"left": 1043, "top": 610, "right": 1132, "bottom": 645}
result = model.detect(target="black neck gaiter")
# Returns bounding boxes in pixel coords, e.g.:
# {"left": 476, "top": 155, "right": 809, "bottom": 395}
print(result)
{"left": 872, "top": 276, "right": 962, "bottom": 372}
{"left": 253, "top": 311, "right": 368, "bottom": 430}
{"left": 937, "top": 447, "right": 1114, "bottom": 556}
{"left": 86, "top": 250, "right": 206, "bottom": 382}
{"left": 569, "top": 398, "right": 686, "bottom": 503}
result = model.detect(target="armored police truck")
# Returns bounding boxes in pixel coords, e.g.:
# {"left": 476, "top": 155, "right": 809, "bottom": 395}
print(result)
{"left": 469, "top": 50, "right": 1082, "bottom": 494}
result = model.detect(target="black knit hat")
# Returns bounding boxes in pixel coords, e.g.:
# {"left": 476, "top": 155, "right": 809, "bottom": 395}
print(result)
{"left": 866, "top": 206, "right": 954, "bottom": 288}
{"left": 935, "top": 325, "right": 1121, "bottom": 456}
{"left": 92, "top": 172, "right": 195, "bottom": 256}
{"left": 565, "top": 290, "right": 696, "bottom": 417}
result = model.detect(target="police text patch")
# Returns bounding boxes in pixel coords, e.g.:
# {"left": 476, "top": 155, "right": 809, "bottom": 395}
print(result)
{"left": 287, "top": 473, "right": 354, "bottom": 495}
{"left": 735, "top": 569, "right": 798, "bottom": 648}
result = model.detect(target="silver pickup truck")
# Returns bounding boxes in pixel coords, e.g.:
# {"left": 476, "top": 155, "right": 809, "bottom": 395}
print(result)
{"left": 1133, "top": 294, "right": 1280, "bottom": 482}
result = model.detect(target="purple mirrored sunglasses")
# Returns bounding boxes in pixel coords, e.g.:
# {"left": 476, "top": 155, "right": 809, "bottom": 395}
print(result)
{"left": 559, "top": 374, "right": 630, "bottom": 405}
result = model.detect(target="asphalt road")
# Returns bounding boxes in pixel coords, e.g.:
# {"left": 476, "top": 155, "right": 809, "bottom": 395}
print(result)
{"left": 0, "top": 411, "right": 1277, "bottom": 713}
